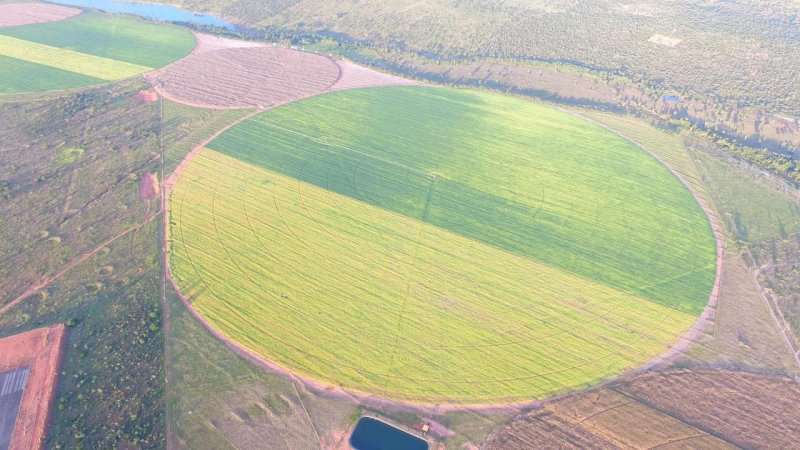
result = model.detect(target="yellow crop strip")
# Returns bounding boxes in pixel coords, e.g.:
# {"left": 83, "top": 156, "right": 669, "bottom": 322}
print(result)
{"left": 0, "top": 35, "right": 152, "bottom": 80}
{"left": 170, "top": 148, "right": 698, "bottom": 403}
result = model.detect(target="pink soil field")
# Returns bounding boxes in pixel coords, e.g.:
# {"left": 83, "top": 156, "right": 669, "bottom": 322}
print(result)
{"left": 0, "top": 3, "right": 80, "bottom": 27}
{"left": 134, "top": 90, "right": 159, "bottom": 104}
{"left": 147, "top": 33, "right": 417, "bottom": 109}
{"left": 0, "top": 325, "right": 66, "bottom": 450}
{"left": 139, "top": 172, "right": 159, "bottom": 200}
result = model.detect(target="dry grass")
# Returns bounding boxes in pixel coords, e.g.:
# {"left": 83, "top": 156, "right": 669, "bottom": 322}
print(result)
{"left": 486, "top": 369, "right": 800, "bottom": 449}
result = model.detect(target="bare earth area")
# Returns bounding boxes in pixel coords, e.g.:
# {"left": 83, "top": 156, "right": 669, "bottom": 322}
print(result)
{"left": 148, "top": 33, "right": 417, "bottom": 109}
{"left": 147, "top": 34, "right": 340, "bottom": 109}
{"left": 485, "top": 369, "right": 800, "bottom": 449}
{"left": 0, "top": 3, "right": 81, "bottom": 27}
{"left": 0, "top": 325, "right": 66, "bottom": 450}
{"left": 138, "top": 172, "right": 159, "bottom": 201}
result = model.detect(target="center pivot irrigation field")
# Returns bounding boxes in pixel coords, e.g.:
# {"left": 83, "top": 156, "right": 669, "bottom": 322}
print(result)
{"left": 169, "top": 86, "right": 718, "bottom": 403}
{"left": 0, "top": 11, "right": 194, "bottom": 93}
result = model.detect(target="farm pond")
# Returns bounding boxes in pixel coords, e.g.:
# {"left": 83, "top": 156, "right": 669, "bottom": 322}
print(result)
{"left": 350, "top": 417, "right": 428, "bottom": 450}
{"left": 48, "top": 0, "right": 235, "bottom": 29}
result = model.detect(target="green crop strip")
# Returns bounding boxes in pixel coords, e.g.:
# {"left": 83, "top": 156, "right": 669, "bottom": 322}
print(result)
{"left": 207, "top": 86, "right": 717, "bottom": 314}
{"left": 0, "top": 13, "right": 195, "bottom": 68}
{"left": 0, "top": 36, "right": 152, "bottom": 80}
{"left": 0, "top": 55, "right": 104, "bottom": 93}
{"left": 0, "top": 13, "right": 195, "bottom": 93}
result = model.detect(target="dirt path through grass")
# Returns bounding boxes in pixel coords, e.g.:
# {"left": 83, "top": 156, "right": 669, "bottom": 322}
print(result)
{"left": 0, "top": 214, "right": 159, "bottom": 316}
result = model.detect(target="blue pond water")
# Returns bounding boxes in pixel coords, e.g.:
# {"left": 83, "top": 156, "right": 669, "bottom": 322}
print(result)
{"left": 48, "top": 0, "right": 235, "bottom": 29}
{"left": 350, "top": 417, "right": 429, "bottom": 450}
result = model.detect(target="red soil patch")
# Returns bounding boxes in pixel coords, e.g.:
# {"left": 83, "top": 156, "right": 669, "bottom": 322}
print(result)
{"left": 146, "top": 34, "right": 341, "bottom": 109}
{"left": 0, "top": 3, "right": 81, "bottom": 27}
{"left": 134, "top": 90, "right": 158, "bottom": 104}
{"left": 139, "top": 172, "right": 159, "bottom": 200}
{"left": 329, "top": 60, "right": 416, "bottom": 92}
{"left": 0, "top": 325, "right": 66, "bottom": 450}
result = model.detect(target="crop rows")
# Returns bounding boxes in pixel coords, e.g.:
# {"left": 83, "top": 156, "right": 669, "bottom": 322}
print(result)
{"left": 169, "top": 87, "right": 717, "bottom": 402}
{"left": 0, "top": 13, "right": 195, "bottom": 93}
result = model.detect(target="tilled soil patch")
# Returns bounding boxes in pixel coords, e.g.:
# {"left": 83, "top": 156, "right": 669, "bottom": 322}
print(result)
{"left": 0, "top": 3, "right": 81, "bottom": 27}
{"left": 148, "top": 45, "right": 340, "bottom": 109}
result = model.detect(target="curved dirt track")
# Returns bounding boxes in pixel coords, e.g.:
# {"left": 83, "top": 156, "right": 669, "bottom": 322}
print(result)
{"left": 0, "top": 3, "right": 80, "bottom": 27}
{"left": 566, "top": 111, "right": 726, "bottom": 372}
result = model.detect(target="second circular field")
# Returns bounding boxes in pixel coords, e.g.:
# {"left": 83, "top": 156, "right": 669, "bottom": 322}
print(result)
{"left": 169, "top": 86, "right": 717, "bottom": 404}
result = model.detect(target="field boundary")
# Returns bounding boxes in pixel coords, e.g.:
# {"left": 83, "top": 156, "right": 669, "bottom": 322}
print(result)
{"left": 564, "top": 110, "right": 726, "bottom": 371}
{"left": 159, "top": 90, "right": 726, "bottom": 412}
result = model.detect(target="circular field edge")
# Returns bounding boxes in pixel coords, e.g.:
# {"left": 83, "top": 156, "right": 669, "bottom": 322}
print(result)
{"left": 163, "top": 88, "right": 725, "bottom": 409}
{"left": 0, "top": 11, "right": 197, "bottom": 96}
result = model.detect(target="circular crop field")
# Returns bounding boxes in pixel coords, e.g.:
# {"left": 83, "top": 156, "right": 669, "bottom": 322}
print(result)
{"left": 169, "top": 86, "right": 718, "bottom": 404}
{"left": 0, "top": 11, "right": 195, "bottom": 93}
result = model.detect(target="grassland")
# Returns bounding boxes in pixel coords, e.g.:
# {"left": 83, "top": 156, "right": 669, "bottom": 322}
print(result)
{"left": 0, "top": 79, "right": 166, "bottom": 448}
{"left": 0, "top": 12, "right": 194, "bottom": 93}
{"left": 170, "top": 86, "right": 717, "bottom": 402}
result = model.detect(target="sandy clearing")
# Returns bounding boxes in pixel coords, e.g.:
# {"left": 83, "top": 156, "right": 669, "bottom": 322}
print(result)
{"left": 0, "top": 3, "right": 81, "bottom": 27}
{"left": 0, "top": 325, "right": 66, "bottom": 450}
{"left": 135, "top": 90, "right": 158, "bottom": 103}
